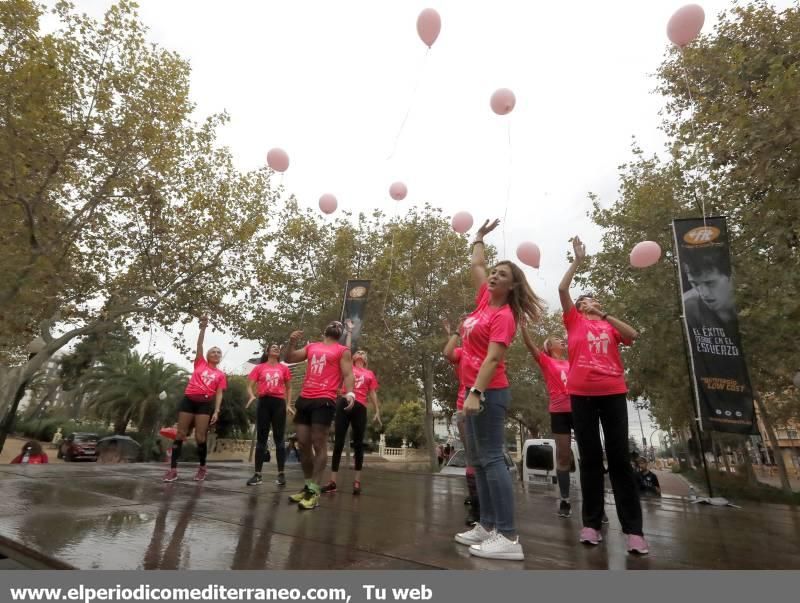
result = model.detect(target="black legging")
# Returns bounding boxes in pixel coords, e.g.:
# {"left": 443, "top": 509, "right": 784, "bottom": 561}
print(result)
{"left": 571, "top": 393, "right": 643, "bottom": 535}
{"left": 331, "top": 398, "right": 367, "bottom": 472}
{"left": 255, "top": 395, "right": 287, "bottom": 473}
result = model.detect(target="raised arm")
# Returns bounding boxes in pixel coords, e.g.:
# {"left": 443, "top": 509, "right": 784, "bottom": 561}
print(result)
{"left": 559, "top": 236, "right": 586, "bottom": 313}
{"left": 344, "top": 319, "right": 354, "bottom": 350}
{"left": 340, "top": 350, "right": 356, "bottom": 410}
{"left": 584, "top": 300, "right": 640, "bottom": 341}
{"left": 520, "top": 325, "right": 541, "bottom": 359}
{"left": 195, "top": 315, "right": 208, "bottom": 362}
{"left": 283, "top": 330, "right": 308, "bottom": 364}
{"left": 442, "top": 318, "right": 459, "bottom": 362}
{"left": 471, "top": 219, "right": 500, "bottom": 290}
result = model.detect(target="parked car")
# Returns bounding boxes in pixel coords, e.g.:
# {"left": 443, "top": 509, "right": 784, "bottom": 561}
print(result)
{"left": 439, "top": 448, "right": 519, "bottom": 480}
{"left": 96, "top": 435, "right": 141, "bottom": 463}
{"left": 57, "top": 432, "right": 98, "bottom": 462}
{"left": 522, "top": 438, "right": 580, "bottom": 490}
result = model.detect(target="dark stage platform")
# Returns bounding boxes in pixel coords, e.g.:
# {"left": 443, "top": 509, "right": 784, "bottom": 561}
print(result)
{"left": 0, "top": 462, "right": 798, "bottom": 570}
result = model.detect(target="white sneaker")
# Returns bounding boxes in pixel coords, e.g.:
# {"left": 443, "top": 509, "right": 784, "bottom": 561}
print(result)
{"left": 469, "top": 532, "right": 524, "bottom": 560}
{"left": 454, "top": 523, "right": 493, "bottom": 546}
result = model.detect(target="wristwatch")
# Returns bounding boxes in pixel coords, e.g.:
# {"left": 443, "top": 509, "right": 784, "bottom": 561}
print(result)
{"left": 468, "top": 387, "right": 485, "bottom": 402}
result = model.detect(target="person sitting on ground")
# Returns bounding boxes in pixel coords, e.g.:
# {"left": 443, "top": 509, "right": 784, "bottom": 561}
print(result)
{"left": 636, "top": 458, "right": 661, "bottom": 497}
{"left": 11, "top": 441, "right": 49, "bottom": 464}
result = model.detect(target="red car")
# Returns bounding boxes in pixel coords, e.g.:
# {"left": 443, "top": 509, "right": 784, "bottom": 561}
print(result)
{"left": 57, "top": 432, "right": 98, "bottom": 462}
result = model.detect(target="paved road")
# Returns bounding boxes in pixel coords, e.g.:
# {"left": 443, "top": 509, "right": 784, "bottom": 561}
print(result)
{"left": 653, "top": 469, "right": 691, "bottom": 497}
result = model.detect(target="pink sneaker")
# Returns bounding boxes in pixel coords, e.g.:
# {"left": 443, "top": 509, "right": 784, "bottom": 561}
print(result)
{"left": 194, "top": 466, "right": 208, "bottom": 482}
{"left": 162, "top": 469, "right": 178, "bottom": 482}
{"left": 627, "top": 534, "right": 649, "bottom": 555}
{"left": 579, "top": 527, "right": 602, "bottom": 545}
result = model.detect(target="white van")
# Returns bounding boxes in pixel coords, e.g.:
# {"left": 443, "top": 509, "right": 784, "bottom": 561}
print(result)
{"left": 522, "top": 438, "right": 581, "bottom": 491}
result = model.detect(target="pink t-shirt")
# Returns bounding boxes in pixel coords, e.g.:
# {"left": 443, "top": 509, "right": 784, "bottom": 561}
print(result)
{"left": 300, "top": 342, "right": 349, "bottom": 400}
{"left": 185, "top": 357, "right": 228, "bottom": 402}
{"left": 535, "top": 353, "right": 571, "bottom": 413}
{"left": 449, "top": 347, "right": 467, "bottom": 411}
{"left": 351, "top": 366, "right": 378, "bottom": 406}
{"left": 460, "top": 283, "right": 517, "bottom": 390}
{"left": 248, "top": 362, "right": 292, "bottom": 398}
{"left": 563, "top": 306, "right": 631, "bottom": 396}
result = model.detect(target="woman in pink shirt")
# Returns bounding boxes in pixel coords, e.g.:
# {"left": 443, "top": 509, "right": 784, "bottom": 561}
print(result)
{"left": 284, "top": 320, "right": 355, "bottom": 510}
{"left": 245, "top": 343, "right": 293, "bottom": 487}
{"left": 521, "top": 328, "right": 574, "bottom": 518}
{"left": 559, "top": 236, "right": 648, "bottom": 555}
{"left": 164, "top": 316, "right": 227, "bottom": 483}
{"left": 443, "top": 317, "right": 479, "bottom": 527}
{"left": 454, "top": 219, "right": 545, "bottom": 561}
{"left": 323, "top": 323, "right": 382, "bottom": 495}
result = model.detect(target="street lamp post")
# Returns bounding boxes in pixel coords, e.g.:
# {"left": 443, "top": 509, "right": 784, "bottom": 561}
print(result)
{"left": 649, "top": 428, "right": 661, "bottom": 460}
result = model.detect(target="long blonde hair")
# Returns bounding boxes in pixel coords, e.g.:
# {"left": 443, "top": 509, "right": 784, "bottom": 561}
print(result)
{"left": 494, "top": 260, "right": 546, "bottom": 325}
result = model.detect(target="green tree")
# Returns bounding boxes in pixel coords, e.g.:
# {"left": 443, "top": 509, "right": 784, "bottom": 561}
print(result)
{"left": 246, "top": 203, "right": 474, "bottom": 471}
{"left": 84, "top": 351, "right": 186, "bottom": 436}
{"left": 385, "top": 401, "right": 425, "bottom": 447}
{"left": 0, "top": 0, "right": 277, "bottom": 452}
{"left": 579, "top": 1, "right": 800, "bottom": 493}
{"left": 55, "top": 324, "right": 137, "bottom": 418}
{"left": 216, "top": 375, "right": 252, "bottom": 439}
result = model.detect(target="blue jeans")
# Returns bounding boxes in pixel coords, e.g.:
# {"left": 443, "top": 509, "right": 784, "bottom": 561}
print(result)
{"left": 465, "top": 388, "right": 514, "bottom": 535}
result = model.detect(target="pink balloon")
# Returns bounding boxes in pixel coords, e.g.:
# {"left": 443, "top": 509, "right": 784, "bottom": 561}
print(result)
{"left": 490, "top": 88, "right": 516, "bottom": 116}
{"left": 417, "top": 8, "right": 441, "bottom": 48}
{"left": 667, "top": 4, "right": 705, "bottom": 47}
{"left": 516, "top": 242, "right": 541, "bottom": 269}
{"left": 451, "top": 211, "right": 474, "bottom": 234}
{"left": 630, "top": 241, "right": 662, "bottom": 268}
{"left": 389, "top": 182, "right": 408, "bottom": 201}
{"left": 319, "top": 194, "right": 338, "bottom": 215}
{"left": 266, "top": 148, "right": 289, "bottom": 173}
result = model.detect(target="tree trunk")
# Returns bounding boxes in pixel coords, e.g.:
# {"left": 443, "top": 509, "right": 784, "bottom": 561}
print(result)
{"left": 113, "top": 409, "right": 130, "bottom": 435}
{"left": 754, "top": 393, "right": 792, "bottom": 495}
{"left": 0, "top": 379, "right": 30, "bottom": 455}
{"left": 421, "top": 355, "right": 438, "bottom": 472}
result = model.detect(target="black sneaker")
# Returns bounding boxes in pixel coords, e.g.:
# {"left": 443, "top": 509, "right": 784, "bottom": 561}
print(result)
{"left": 321, "top": 480, "right": 337, "bottom": 494}
{"left": 247, "top": 473, "right": 263, "bottom": 486}
{"left": 275, "top": 473, "right": 286, "bottom": 486}
{"left": 465, "top": 504, "right": 480, "bottom": 526}
{"left": 559, "top": 499, "right": 572, "bottom": 518}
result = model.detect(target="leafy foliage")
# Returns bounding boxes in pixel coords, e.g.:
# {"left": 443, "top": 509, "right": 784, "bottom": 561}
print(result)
{"left": 579, "top": 1, "right": 800, "bottom": 431}
{"left": 83, "top": 351, "right": 186, "bottom": 435}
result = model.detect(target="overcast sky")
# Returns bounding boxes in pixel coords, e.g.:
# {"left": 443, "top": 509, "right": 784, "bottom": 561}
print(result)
{"left": 54, "top": 2, "right": 790, "bottom": 434}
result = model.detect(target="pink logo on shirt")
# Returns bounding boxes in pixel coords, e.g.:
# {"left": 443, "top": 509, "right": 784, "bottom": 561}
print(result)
{"left": 310, "top": 354, "right": 326, "bottom": 376}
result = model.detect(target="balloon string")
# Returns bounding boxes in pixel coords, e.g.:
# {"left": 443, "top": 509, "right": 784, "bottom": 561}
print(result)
{"left": 678, "top": 47, "right": 706, "bottom": 227}
{"left": 503, "top": 118, "right": 512, "bottom": 258}
{"left": 382, "top": 205, "right": 399, "bottom": 317}
{"left": 387, "top": 47, "right": 430, "bottom": 161}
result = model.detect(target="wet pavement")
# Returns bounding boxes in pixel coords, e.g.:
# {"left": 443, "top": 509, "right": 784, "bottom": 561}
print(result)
{"left": 0, "top": 462, "right": 798, "bottom": 570}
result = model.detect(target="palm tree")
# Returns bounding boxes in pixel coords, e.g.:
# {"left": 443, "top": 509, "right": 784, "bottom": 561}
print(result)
{"left": 84, "top": 352, "right": 187, "bottom": 436}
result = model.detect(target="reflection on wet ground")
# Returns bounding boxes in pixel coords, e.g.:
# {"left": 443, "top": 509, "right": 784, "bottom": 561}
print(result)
{"left": 0, "top": 463, "right": 798, "bottom": 570}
